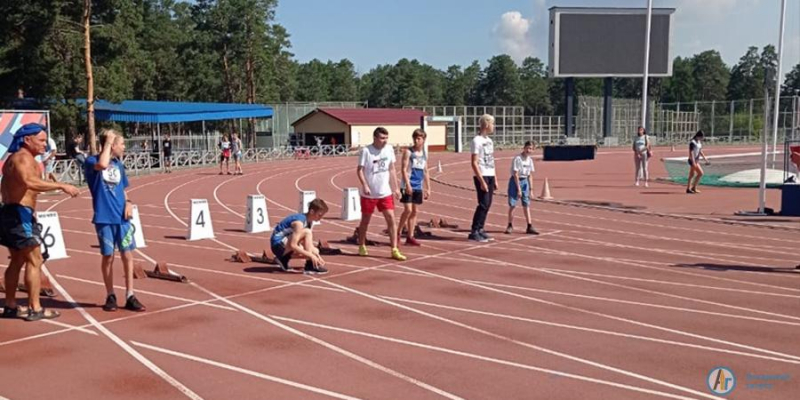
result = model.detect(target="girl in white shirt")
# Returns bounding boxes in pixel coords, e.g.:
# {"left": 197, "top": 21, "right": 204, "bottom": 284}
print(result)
{"left": 505, "top": 141, "right": 538, "bottom": 234}
{"left": 687, "top": 130, "right": 710, "bottom": 194}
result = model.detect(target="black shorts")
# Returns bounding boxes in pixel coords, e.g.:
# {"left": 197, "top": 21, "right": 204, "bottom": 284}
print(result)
{"left": 400, "top": 190, "right": 423, "bottom": 205}
{"left": 271, "top": 242, "right": 291, "bottom": 260}
{"left": 0, "top": 204, "right": 43, "bottom": 250}
{"left": 163, "top": 152, "right": 172, "bottom": 160}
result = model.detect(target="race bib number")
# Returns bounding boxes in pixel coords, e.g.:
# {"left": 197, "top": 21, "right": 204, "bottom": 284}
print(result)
{"left": 373, "top": 157, "right": 389, "bottom": 174}
{"left": 102, "top": 165, "right": 122, "bottom": 184}
{"left": 411, "top": 155, "right": 426, "bottom": 170}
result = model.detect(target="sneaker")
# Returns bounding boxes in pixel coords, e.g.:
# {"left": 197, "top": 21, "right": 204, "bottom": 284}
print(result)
{"left": 526, "top": 226, "right": 540, "bottom": 235}
{"left": 304, "top": 260, "right": 329, "bottom": 275}
{"left": 692, "top": 188, "right": 701, "bottom": 193}
{"left": 479, "top": 230, "right": 494, "bottom": 242}
{"left": 504, "top": 225, "right": 513, "bottom": 234}
{"left": 405, "top": 237, "right": 421, "bottom": 246}
{"left": 275, "top": 255, "right": 292, "bottom": 272}
{"left": 102, "top": 294, "right": 118, "bottom": 312}
{"left": 686, "top": 188, "right": 694, "bottom": 194}
{"left": 358, "top": 245, "right": 369, "bottom": 257}
{"left": 391, "top": 247, "right": 407, "bottom": 261}
{"left": 635, "top": 181, "right": 640, "bottom": 186}
{"left": 644, "top": 182, "right": 649, "bottom": 188}
{"left": 468, "top": 232, "right": 489, "bottom": 242}
{"left": 124, "top": 295, "right": 146, "bottom": 312}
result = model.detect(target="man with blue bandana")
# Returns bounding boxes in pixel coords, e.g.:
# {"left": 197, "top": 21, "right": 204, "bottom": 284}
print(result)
{"left": 85, "top": 129, "right": 145, "bottom": 312}
{"left": 1, "top": 123, "right": 80, "bottom": 321}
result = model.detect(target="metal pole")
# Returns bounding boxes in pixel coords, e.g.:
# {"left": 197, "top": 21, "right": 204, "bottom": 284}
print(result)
{"left": 711, "top": 100, "right": 716, "bottom": 138}
{"left": 771, "top": 0, "right": 787, "bottom": 165}
{"left": 640, "top": 0, "right": 653, "bottom": 129}
{"left": 728, "top": 100, "right": 734, "bottom": 143}
{"left": 749, "top": 99, "right": 754, "bottom": 140}
{"left": 603, "top": 77, "right": 613, "bottom": 138}
{"left": 565, "top": 77, "right": 575, "bottom": 137}
{"left": 758, "top": 87, "right": 770, "bottom": 214}
{"left": 157, "top": 123, "right": 163, "bottom": 172}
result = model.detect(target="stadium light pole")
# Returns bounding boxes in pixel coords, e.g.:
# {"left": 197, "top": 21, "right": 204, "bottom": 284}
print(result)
{"left": 640, "top": 0, "right": 653, "bottom": 130}
{"left": 770, "top": 0, "right": 787, "bottom": 165}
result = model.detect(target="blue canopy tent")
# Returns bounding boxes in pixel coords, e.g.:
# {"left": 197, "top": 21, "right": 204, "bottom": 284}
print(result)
{"left": 77, "top": 99, "right": 273, "bottom": 166}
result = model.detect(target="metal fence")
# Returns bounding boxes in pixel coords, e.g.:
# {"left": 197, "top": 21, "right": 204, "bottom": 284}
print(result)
{"left": 53, "top": 144, "right": 355, "bottom": 185}
{"left": 406, "top": 105, "right": 569, "bottom": 149}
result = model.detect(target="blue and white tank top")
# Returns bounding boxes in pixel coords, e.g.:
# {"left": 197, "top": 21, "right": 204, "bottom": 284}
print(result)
{"left": 403, "top": 148, "right": 427, "bottom": 190}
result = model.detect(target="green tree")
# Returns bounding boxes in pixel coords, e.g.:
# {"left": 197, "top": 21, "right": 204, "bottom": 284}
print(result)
{"left": 690, "top": 50, "right": 729, "bottom": 101}
{"left": 783, "top": 63, "right": 800, "bottom": 96}
{"left": 475, "top": 55, "right": 521, "bottom": 106}
{"left": 518, "top": 57, "right": 551, "bottom": 114}
{"left": 661, "top": 56, "right": 696, "bottom": 103}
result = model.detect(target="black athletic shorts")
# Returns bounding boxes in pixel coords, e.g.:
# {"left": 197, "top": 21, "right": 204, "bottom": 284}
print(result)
{"left": 400, "top": 190, "right": 423, "bottom": 205}
{"left": 0, "top": 204, "right": 43, "bottom": 250}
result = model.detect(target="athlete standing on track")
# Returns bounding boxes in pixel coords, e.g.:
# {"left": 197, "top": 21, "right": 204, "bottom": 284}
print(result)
{"left": 686, "top": 130, "right": 710, "bottom": 194}
{"left": 397, "top": 129, "right": 430, "bottom": 246}
{"left": 356, "top": 127, "right": 407, "bottom": 261}
{"left": 1, "top": 123, "right": 79, "bottom": 321}
{"left": 85, "top": 129, "right": 146, "bottom": 313}
{"left": 505, "top": 141, "right": 538, "bottom": 235}
{"left": 469, "top": 114, "right": 497, "bottom": 242}
{"left": 231, "top": 132, "right": 244, "bottom": 175}
{"left": 219, "top": 134, "right": 232, "bottom": 175}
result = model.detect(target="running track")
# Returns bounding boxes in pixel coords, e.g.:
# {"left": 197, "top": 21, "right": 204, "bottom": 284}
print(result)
{"left": 1, "top": 149, "right": 798, "bottom": 400}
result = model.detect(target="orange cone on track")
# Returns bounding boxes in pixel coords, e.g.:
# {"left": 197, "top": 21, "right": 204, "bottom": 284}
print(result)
{"left": 540, "top": 178, "right": 553, "bottom": 200}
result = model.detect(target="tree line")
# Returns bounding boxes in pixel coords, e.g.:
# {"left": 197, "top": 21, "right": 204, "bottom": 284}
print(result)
{"left": 1, "top": 1, "right": 799, "bottom": 141}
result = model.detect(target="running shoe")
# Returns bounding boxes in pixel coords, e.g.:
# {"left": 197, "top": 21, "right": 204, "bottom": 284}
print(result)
{"left": 358, "top": 245, "right": 369, "bottom": 257}
{"left": 391, "top": 247, "right": 407, "bottom": 261}
{"left": 124, "top": 295, "right": 146, "bottom": 312}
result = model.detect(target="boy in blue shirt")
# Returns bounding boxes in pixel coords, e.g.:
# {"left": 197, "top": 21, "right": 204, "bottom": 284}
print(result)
{"left": 85, "top": 130, "right": 145, "bottom": 312}
{"left": 271, "top": 198, "right": 328, "bottom": 274}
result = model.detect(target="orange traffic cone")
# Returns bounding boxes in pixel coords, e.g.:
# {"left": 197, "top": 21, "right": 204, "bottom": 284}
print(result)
{"left": 437, "top": 160, "right": 443, "bottom": 173}
{"left": 540, "top": 178, "right": 553, "bottom": 200}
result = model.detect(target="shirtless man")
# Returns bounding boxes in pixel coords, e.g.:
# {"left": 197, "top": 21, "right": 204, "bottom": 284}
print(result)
{"left": 1, "top": 123, "right": 79, "bottom": 321}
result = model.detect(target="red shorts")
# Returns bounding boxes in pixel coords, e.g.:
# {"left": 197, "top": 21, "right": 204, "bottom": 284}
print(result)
{"left": 360, "top": 195, "right": 394, "bottom": 214}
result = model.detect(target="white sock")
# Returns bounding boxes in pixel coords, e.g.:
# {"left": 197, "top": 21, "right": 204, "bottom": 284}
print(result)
{"left": 126, "top": 290, "right": 134, "bottom": 299}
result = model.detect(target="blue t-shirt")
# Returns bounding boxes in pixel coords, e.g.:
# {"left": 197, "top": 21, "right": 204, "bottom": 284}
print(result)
{"left": 270, "top": 213, "right": 309, "bottom": 246}
{"left": 85, "top": 156, "right": 129, "bottom": 224}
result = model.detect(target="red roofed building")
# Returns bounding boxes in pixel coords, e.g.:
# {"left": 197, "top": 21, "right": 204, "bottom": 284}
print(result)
{"left": 291, "top": 108, "right": 447, "bottom": 150}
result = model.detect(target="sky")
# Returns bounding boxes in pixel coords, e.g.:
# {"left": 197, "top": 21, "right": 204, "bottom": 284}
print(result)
{"left": 275, "top": 0, "right": 800, "bottom": 78}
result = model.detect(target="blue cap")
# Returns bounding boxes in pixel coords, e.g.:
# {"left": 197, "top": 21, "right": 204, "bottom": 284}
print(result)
{"left": 7, "top": 123, "right": 47, "bottom": 154}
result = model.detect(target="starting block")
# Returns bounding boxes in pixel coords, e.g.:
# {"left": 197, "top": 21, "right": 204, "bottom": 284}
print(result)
{"left": 133, "top": 262, "right": 148, "bottom": 279}
{"left": 438, "top": 218, "right": 459, "bottom": 229}
{"left": 414, "top": 225, "right": 433, "bottom": 238}
{"left": 232, "top": 249, "right": 252, "bottom": 263}
{"left": 144, "top": 262, "right": 188, "bottom": 283}
{"left": 427, "top": 218, "right": 440, "bottom": 228}
{"left": 317, "top": 240, "right": 342, "bottom": 255}
{"left": 16, "top": 274, "right": 57, "bottom": 297}
{"left": 346, "top": 228, "right": 380, "bottom": 246}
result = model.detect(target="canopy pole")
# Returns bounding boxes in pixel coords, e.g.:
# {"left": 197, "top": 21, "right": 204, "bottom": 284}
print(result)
{"left": 202, "top": 120, "right": 207, "bottom": 152}
{"left": 157, "top": 123, "right": 163, "bottom": 172}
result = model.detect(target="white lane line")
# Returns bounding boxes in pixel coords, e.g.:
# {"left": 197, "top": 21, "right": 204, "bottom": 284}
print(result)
{"left": 464, "top": 278, "right": 800, "bottom": 327}
{"left": 298, "top": 278, "right": 726, "bottom": 400}
{"left": 38, "top": 268, "right": 204, "bottom": 399}
{"left": 268, "top": 315, "right": 739, "bottom": 400}
{"left": 131, "top": 341, "right": 362, "bottom": 400}
{"left": 189, "top": 282, "right": 465, "bottom": 400}
{"left": 379, "top": 296, "right": 800, "bottom": 365}
{"left": 473, "top": 246, "right": 800, "bottom": 323}
{"left": 387, "top": 258, "right": 800, "bottom": 362}
{"left": 56, "top": 274, "right": 236, "bottom": 312}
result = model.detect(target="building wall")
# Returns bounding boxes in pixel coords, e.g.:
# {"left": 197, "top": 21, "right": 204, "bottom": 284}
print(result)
{"left": 350, "top": 123, "right": 447, "bottom": 150}
{"left": 292, "top": 113, "right": 349, "bottom": 138}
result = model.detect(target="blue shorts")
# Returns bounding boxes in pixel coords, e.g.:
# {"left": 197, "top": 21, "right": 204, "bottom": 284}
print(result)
{"left": 95, "top": 222, "right": 136, "bottom": 256}
{"left": 508, "top": 177, "right": 531, "bottom": 207}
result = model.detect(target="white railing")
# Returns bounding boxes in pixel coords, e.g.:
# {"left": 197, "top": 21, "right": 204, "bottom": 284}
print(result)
{"left": 52, "top": 145, "right": 357, "bottom": 185}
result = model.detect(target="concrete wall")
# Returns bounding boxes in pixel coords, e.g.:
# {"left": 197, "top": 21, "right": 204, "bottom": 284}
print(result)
{"left": 350, "top": 123, "right": 447, "bottom": 149}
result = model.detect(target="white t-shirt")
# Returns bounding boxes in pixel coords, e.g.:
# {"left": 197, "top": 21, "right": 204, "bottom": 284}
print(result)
{"left": 45, "top": 138, "right": 57, "bottom": 165}
{"left": 510, "top": 155, "right": 534, "bottom": 178}
{"left": 358, "top": 144, "right": 396, "bottom": 199}
{"left": 471, "top": 135, "right": 495, "bottom": 177}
